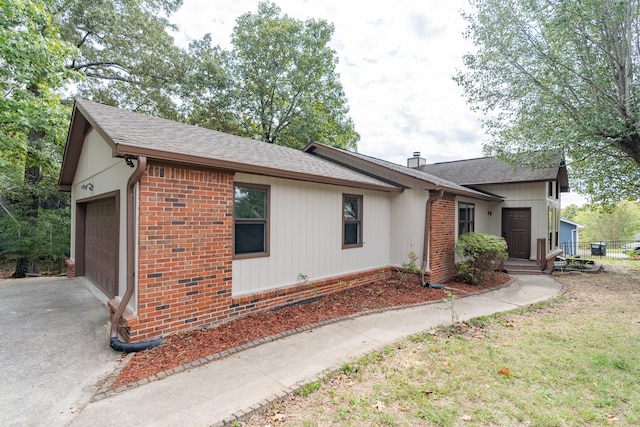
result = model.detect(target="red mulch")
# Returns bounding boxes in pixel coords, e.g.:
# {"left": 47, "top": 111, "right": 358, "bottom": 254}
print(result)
{"left": 112, "top": 273, "right": 510, "bottom": 389}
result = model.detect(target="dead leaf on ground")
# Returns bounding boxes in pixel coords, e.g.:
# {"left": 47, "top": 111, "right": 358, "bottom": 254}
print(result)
{"left": 498, "top": 367, "right": 510, "bottom": 377}
{"left": 271, "top": 412, "right": 285, "bottom": 422}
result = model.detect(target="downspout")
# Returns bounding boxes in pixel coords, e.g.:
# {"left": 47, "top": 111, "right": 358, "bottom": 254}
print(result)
{"left": 421, "top": 189, "right": 445, "bottom": 287}
{"left": 110, "top": 156, "right": 162, "bottom": 352}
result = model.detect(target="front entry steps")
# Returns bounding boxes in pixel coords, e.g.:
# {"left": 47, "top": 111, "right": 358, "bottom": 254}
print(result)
{"left": 503, "top": 258, "right": 544, "bottom": 275}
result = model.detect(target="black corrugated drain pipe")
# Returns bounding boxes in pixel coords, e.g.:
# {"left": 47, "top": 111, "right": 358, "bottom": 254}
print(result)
{"left": 109, "top": 156, "right": 162, "bottom": 352}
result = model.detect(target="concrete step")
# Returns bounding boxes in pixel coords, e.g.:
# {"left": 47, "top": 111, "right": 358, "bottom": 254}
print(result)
{"left": 503, "top": 258, "right": 544, "bottom": 275}
{"left": 506, "top": 269, "right": 544, "bottom": 275}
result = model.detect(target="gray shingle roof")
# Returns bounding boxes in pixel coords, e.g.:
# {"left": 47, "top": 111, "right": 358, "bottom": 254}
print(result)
{"left": 418, "top": 154, "right": 565, "bottom": 186}
{"left": 304, "top": 143, "right": 503, "bottom": 201}
{"left": 61, "top": 100, "right": 400, "bottom": 192}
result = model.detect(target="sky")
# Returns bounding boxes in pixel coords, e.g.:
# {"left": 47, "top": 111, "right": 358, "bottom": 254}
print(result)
{"left": 169, "top": 0, "right": 587, "bottom": 206}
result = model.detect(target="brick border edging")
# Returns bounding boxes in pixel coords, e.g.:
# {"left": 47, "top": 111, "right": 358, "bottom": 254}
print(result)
{"left": 91, "top": 277, "right": 518, "bottom": 403}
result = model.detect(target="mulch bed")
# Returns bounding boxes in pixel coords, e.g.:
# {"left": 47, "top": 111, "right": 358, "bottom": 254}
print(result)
{"left": 112, "top": 272, "right": 510, "bottom": 389}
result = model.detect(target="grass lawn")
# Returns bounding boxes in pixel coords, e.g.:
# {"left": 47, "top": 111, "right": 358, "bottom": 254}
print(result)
{"left": 243, "top": 260, "right": 640, "bottom": 426}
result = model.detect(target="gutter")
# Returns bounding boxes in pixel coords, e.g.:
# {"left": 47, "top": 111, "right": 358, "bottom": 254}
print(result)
{"left": 420, "top": 189, "right": 445, "bottom": 286}
{"left": 109, "top": 156, "right": 162, "bottom": 352}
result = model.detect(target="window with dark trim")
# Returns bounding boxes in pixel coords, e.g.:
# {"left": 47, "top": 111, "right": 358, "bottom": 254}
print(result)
{"left": 458, "top": 202, "right": 475, "bottom": 235}
{"left": 343, "top": 194, "right": 363, "bottom": 248}
{"left": 234, "top": 183, "right": 269, "bottom": 257}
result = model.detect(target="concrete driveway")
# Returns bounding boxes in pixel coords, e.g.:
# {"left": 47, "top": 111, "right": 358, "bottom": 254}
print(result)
{"left": 0, "top": 277, "right": 122, "bottom": 427}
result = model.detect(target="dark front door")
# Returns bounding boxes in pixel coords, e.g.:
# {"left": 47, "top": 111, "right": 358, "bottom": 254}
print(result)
{"left": 502, "top": 208, "right": 531, "bottom": 259}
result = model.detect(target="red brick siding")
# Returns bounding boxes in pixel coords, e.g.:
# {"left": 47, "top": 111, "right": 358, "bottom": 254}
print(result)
{"left": 230, "top": 267, "right": 393, "bottom": 317}
{"left": 426, "top": 195, "right": 457, "bottom": 284}
{"left": 128, "top": 164, "right": 235, "bottom": 342}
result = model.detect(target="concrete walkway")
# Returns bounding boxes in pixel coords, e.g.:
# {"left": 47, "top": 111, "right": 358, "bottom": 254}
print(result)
{"left": 67, "top": 275, "right": 562, "bottom": 427}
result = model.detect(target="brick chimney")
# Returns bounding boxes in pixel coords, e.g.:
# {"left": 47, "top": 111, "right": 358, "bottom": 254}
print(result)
{"left": 407, "top": 151, "right": 426, "bottom": 168}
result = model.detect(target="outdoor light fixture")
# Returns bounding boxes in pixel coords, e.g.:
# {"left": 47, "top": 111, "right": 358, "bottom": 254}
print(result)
{"left": 81, "top": 183, "right": 94, "bottom": 191}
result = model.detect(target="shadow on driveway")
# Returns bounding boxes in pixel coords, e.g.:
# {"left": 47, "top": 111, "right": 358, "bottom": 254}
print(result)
{"left": 0, "top": 277, "right": 121, "bottom": 426}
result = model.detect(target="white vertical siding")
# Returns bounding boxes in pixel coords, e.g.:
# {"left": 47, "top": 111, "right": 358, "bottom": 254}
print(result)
{"left": 455, "top": 197, "right": 502, "bottom": 238}
{"left": 232, "top": 174, "right": 392, "bottom": 295}
{"left": 70, "top": 128, "right": 133, "bottom": 298}
{"left": 475, "top": 182, "right": 553, "bottom": 259}
{"left": 389, "top": 187, "right": 429, "bottom": 266}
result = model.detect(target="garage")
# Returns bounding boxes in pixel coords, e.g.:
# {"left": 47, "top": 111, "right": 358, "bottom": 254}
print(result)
{"left": 76, "top": 194, "right": 119, "bottom": 299}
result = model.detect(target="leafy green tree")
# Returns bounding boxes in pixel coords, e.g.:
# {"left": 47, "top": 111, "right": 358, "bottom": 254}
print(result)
{"left": 574, "top": 201, "right": 640, "bottom": 242}
{"left": 456, "top": 0, "right": 640, "bottom": 204}
{"left": 3, "top": 0, "right": 187, "bottom": 276}
{"left": 181, "top": 34, "right": 242, "bottom": 134}
{"left": 1, "top": 0, "right": 78, "bottom": 166}
{"left": 1, "top": 165, "right": 71, "bottom": 273}
{"left": 561, "top": 204, "right": 581, "bottom": 222}
{"left": 222, "top": 1, "right": 359, "bottom": 149}
{"left": 56, "top": 0, "right": 186, "bottom": 119}
{"left": 1, "top": 0, "right": 81, "bottom": 277}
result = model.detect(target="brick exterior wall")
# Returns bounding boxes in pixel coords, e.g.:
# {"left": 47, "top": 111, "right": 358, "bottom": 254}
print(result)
{"left": 426, "top": 194, "right": 457, "bottom": 284}
{"left": 124, "top": 164, "right": 235, "bottom": 342}
{"left": 230, "top": 267, "right": 393, "bottom": 318}
{"left": 65, "top": 259, "right": 75, "bottom": 278}
{"left": 112, "top": 163, "right": 397, "bottom": 343}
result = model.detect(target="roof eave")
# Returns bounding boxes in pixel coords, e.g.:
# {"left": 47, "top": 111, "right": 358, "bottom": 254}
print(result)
{"left": 448, "top": 188, "right": 503, "bottom": 202}
{"left": 305, "top": 143, "right": 435, "bottom": 189}
{"left": 305, "top": 142, "right": 501, "bottom": 201}
{"left": 58, "top": 102, "right": 88, "bottom": 191}
{"left": 114, "top": 145, "right": 402, "bottom": 193}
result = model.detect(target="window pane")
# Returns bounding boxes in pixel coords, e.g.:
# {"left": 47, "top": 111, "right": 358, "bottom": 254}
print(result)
{"left": 235, "top": 223, "right": 265, "bottom": 254}
{"left": 459, "top": 222, "right": 468, "bottom": 235}
{"left": 344, "top": 197, "right": 360, "bottom": 220}
{"left": 235, "top": 186, "right": 266, "bottom": 218}
{"left": 343, "top": 194, "right": 362, "bottom": 247}
{"left": 458, "top": 203, "right": 475, "bottom": 235}
{"left": 344, "top": 223, "right": 360, "bottom": 246}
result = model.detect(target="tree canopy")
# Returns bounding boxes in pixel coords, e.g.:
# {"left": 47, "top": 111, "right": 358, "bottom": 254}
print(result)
{"left": 456, "top": 0, "right": 640, "bottom": 204}
{"left": 1, "top": 0, "right": 83, "bottom": 276}
{"left": 573, "top": 200, "right": 640, "bottom": 242}
{"left": 56, "top": 0, "right": 186, "bottom": 119}
{"left": 1, "top": 0, "right": 80, "bottom": 171}
{"left": 188, "top": 1, "right": 359, "bottom": 150}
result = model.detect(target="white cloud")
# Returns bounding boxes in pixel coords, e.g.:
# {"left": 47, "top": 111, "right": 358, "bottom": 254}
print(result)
{"left": 170, "top": 0, "right": 486, "bottom": 167}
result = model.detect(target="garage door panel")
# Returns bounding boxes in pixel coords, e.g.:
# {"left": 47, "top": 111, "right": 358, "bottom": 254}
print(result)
{"left": 84, "top": 198, "right": 118, "bottom": 299}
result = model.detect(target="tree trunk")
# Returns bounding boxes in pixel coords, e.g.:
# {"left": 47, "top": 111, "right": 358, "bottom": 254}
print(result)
{"left": 12, "top": 130, "right": 43, "bottom": 278}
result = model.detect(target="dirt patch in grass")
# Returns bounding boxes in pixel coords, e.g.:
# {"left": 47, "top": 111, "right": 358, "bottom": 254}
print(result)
{"left": 241, "top": 261, "right": 640, "bottom": 427}
{"left": 112, "top": 273, "right": 509, "bottom": 389}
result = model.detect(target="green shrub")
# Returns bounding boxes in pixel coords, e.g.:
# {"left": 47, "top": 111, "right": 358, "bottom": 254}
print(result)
{"left": 454, "top": 232, "right": 508, "bottom": 286}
